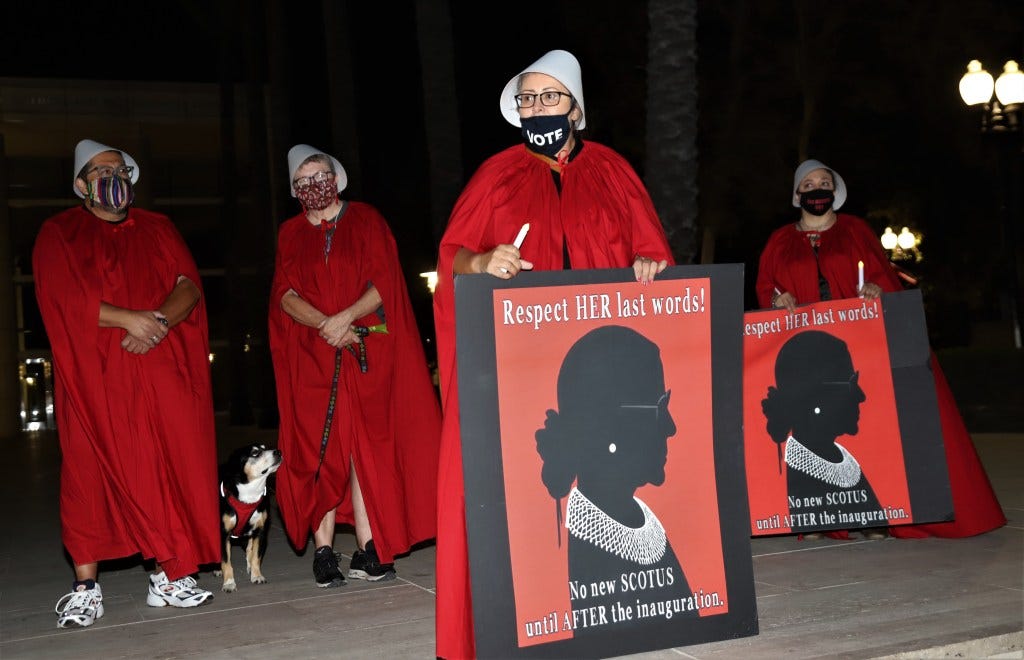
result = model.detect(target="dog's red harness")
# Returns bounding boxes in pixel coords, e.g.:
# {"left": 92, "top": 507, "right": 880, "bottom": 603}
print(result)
{"left": 220, "top": 482, "right": 264, "bottom": 538}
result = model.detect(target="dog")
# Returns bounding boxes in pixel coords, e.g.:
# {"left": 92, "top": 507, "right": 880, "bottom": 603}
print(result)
{"left": 216, "top": 443, "right": 283, "bottom": 592}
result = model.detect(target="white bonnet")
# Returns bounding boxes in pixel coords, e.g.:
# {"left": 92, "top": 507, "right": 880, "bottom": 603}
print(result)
{"left": 72, "top": 139, "right": 140, "bottom": 198}
{"left": 499, "top": 49, "right": 586, "bottom": 130}
{"left": 792, "top": 159, "right": 847, "bottom": 210}
{"left": 287, "top": 144, "right": 348, "bottom": 197}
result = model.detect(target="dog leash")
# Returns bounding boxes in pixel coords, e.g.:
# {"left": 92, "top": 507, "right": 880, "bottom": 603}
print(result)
{"left": 313, "top": 325, "right": 381, "bottom": 481}
{"left": 314, "top": 348, "right": 344, "bottom": 483}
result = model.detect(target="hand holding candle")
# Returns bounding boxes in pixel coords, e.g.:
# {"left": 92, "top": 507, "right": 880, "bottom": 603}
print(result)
{"left": 499, "top": 223, "right": 530, "bottom": 274}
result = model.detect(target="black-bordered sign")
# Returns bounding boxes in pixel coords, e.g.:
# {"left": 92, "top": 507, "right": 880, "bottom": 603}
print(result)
{"left": 455, "top": 264, "right": 758, "bottom": 659}
{"left": 743, "top": 290, "right": 952, "bottom": 536}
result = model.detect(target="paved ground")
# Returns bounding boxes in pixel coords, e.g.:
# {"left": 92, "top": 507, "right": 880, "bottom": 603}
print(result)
{"left": 0, "top": 421, "right": 1020, "bottom": 659}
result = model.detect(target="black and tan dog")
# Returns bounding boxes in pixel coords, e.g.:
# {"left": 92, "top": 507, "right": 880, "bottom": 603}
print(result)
{"left": 216, "top": 444, "right": 283, "bottom": 592}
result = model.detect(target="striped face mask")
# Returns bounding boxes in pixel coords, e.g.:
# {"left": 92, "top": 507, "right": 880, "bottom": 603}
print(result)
{"left": 86, "top": 176, "right": 135, "bottom": 212}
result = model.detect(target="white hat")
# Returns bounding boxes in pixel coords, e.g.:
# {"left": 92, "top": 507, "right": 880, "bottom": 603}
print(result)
{"left": 792, "top": 159, "right": 847, "bottom": 210}
{"left": 73, "top": 139, "right": 140, "bottom": 198}
{"left": 499, "top": 49, "right": 586, "bottom": 130}
{"left": 287, "top": 144, "right": 347, "bottom": 197}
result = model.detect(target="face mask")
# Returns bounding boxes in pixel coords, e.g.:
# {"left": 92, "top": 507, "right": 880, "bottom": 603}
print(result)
{"left": 520, "top": 113, "right": 572, "bottom": 158}
{"left": 86, "top": 176, "right": 134, "bottom": 212}
{"left": 799, "top": 188, "right": 835, "bottom": 216}
{"left": 295, "top": 177, "right": 337, "bottom": 211}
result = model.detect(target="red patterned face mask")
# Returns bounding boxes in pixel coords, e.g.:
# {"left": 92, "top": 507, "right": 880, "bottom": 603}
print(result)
{"left": 296, "top": 177, "right": 337, "bottom": 211}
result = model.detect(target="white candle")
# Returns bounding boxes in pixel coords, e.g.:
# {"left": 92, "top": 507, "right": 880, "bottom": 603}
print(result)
{"left": 513, "top": 223, "right": 530, "bottom": 248}
{"left": 858, "top": 260, "right": 865, "bottom": 294}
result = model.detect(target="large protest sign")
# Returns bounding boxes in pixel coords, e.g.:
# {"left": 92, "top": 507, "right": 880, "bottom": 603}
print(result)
{"left": 455, "top": 264, "right": 758, "bottom": 659}
{"left": 743, "top": 290, "right": 953, "bottom": 536}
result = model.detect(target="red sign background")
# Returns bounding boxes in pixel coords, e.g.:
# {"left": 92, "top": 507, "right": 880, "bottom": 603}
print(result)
{"left": 493, "top": 278, "right": 728, "bottom": 647}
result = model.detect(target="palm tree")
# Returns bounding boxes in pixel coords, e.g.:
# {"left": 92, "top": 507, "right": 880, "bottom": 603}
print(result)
{"left": 414, "top": 1, "right": 465, "bottom": 243}
{"left": 646, "top": 0, "right": 699, "bottom": 264}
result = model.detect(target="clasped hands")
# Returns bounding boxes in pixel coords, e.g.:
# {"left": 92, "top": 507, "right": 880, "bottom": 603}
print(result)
{"left": 122, "top": 311, "right": 169, "bottom": 354}
{"left": 318, "top": 309, "right": 361, "bottom": 348}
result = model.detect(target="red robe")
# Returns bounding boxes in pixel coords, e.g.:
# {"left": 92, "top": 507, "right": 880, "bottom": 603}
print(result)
{"left": 269, "top": 202, "right": 441, "bottom": 563}
{"left": 433, "top": 142, "right": 675, "bottom": 659}
{"left": 32, "top": 206, "right": 219, "bottom": 580}
{"left": 756, "top": 214, "right": 1006, "bottom": 539}
{"left": 755, "top": 214, "right": 903, "bottom": 306}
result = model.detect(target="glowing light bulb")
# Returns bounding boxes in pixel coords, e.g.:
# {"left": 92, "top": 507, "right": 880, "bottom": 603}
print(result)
{"left": 897, "top": 227, "right": 917, "bottom": 250}
{"left": 880, "top": 227, "right": 898, "bottom": 250}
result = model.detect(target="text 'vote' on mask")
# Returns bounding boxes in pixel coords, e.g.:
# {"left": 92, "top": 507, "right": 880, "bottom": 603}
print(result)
{"left": 520, "top": 113, "right": 572, "bottom": 159}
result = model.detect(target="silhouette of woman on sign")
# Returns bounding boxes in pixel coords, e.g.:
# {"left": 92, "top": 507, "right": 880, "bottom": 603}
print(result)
{"left": 762, "top": 330, "right": 889, "bottom": 534}
{"left": 536, "top": 326, "right": 697, "bottom": 631}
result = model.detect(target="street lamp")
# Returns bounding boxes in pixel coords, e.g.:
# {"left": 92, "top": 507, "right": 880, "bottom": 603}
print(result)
{"left": 880, "top": 226, "right": 922, "bottom": 263}
{"left": 958, "top": 59, "right": 1023, "bottom": 349}
{"left": 959, "top": 60, "right": 1024, "bottom": 132}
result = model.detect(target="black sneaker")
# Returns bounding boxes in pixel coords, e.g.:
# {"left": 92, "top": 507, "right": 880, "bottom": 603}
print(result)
{"left": 348, "top": 540, "right": 396, "bottom": 582}
{"left": 313, "top": 546, "right": 347, "bottom": 588}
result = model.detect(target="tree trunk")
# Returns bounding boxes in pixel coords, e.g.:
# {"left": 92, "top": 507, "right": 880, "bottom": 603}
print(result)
{"left": 322, "top": 0, "right": 362, "bottom": 198}
{"left": 646, "top": 0, "right": 699, "bottom": 264}
{"left": 414, "top": 0, "right": 464, "bottom": 243}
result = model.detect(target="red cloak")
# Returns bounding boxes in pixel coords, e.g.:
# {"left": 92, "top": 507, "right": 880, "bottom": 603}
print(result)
{"left": 32, "top": 206, "right": 220, "bottom": 580}
{"left": 755, "top": 214, "right": 903, "bottom": 307}
{"left": 269, "top": 202, "right": 440, "bottom": 563}
{"left": 755, "top": 213, "right": 1005, "bottom": 539}
{"left": 433, "top": 142, "right": 675, "bottom": 659}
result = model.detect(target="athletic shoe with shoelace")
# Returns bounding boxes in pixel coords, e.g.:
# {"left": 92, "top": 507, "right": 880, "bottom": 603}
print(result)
{"left": 56, "top": 583, "right": 104, "bottom": 628}
{"left": 348, "top": 540, "right": 396, "bottom": 582}
{"left": 313, "top": 545, "right": 347, "bottom": 588}
{"left": 146, "top": 572, "right": 214, "bottom": 607}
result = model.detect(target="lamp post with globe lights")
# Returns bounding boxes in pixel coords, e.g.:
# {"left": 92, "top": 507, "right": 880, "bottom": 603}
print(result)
{"left": 959, "top": 59, "right": 1024, "bottom": 134}
{"left": 880, "top": 226, "right": 923, "bottom": 263}
{"left": 958, "top": 59, "right": 1023, "bottom": 349}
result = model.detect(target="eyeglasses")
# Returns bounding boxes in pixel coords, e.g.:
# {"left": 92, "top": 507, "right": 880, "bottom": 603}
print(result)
{"left": 619, "top": 390, "right": 676, "bottom": 436}
{"left": 293, "top": 170, "right": 334, "bottom": 190}
{"left": 88, "top": 165, "right": 134, "bottom": 179}
{"left": 822, "top": 371, "right": 860, "bottom": 389}
{"left": 514, "top": 91, "right": 573, "bottom": 109}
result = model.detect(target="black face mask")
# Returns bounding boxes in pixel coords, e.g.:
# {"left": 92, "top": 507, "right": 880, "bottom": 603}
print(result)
{"left": 799, "top": 189, "right": 835, "bottom": 216}
{"left": 520, "top": 113, "right": 572, "bottom": 158}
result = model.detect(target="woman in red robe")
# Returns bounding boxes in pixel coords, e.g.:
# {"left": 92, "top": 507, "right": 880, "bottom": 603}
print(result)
{"left": 269, "top": 145, "right": 440, "bottom": 588}
{"left": 755, "top": 158, "right": 1006, "bottom": 540}
{"left": 35, "top": 140, "right": 220, "bottom": 628}
{"left": 432, "top": 50, "right": 675, "bottom": 659}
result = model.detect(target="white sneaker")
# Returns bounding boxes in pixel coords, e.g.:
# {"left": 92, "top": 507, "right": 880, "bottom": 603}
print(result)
{"left": 56, "top": 583, "right": 104, "bottom": 628}
{"left": 146, "top": 572, "right": 213, "bottom": 608}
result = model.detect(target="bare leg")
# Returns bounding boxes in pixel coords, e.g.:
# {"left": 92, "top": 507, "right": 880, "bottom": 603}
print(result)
{"left": 311, "top": 508, "right": 344, "bottom": 588}
{"left": 314, "top": 509, "right": 337, "bottom": 549}
{"left": 74, "top": 563, "right": 98, "bottom": 582}
{"left": 351, "top": 461, "right": 372, "bottom": 549}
